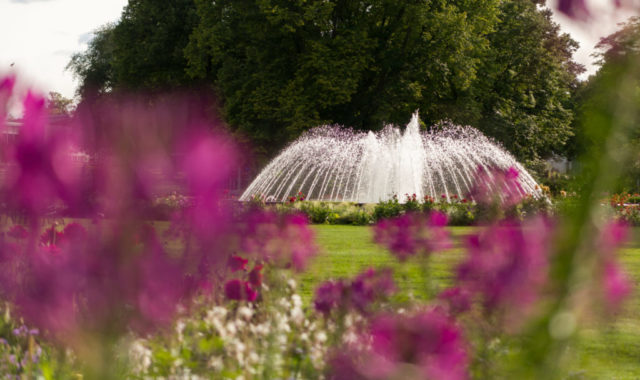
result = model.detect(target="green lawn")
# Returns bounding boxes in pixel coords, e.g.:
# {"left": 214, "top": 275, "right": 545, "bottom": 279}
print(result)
{"left": 299, "top": 225, "right": 640, "bottom": 379}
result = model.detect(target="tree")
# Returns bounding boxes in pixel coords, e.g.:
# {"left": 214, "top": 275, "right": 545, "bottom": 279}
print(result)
{"left": 572, "top": 17, "right": 640, "bottom": 191}
{"left": 69, "top": 0, "right": 582, "bottom": 162}
{"left": 67, "top": 0, "right": 199, "bottom": 97}
{"left": 47, "top": 91, "right": 75, "bottom": 116}
{"left": 67, "top": 24, "right": 116, "bottom": 99}
{"left": 186, "top": 0, "right": 581, "bottom": 160}
{"left": 110, "top": 0, "right": 199, "bottom": 90}
{"left": 472, "top": 1, "right": 584, "bottom": 163}
{"left": 186, "top": 0, "right": 501, "bottom": 156}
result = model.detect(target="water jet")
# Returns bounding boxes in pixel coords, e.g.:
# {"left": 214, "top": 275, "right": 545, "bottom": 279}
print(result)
{"left": 241, "top": 113, "right": 539, "bottom": 203}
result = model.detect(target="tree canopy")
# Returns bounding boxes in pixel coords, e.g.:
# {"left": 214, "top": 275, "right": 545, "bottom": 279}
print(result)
{"left": 68, "top": 0, "right": 583, "bottom": 162}
{"left": 571, "top": 16, "right": 640, "bottom": 191}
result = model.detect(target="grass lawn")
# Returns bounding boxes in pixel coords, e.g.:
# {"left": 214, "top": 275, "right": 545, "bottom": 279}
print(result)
{"left": 300, "top": 225, "right": 640, "bottom": 379}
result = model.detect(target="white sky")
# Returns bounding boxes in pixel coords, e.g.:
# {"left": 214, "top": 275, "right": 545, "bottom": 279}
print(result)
{"left": 0, "top": 0, "right": 637, "bottom": 113}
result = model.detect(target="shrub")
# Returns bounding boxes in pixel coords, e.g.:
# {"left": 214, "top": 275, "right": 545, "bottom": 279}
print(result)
{"left": 373, "top": 195, "right": 403, "bottom": 221}
{"left": 446, "top": 203, "right": 475, "bottom": 226}
{"left": 402, "top": 193, "right": 421, "bottom": 213}
{"left": 299, "top": 201, "right": 332, "bottom": 224}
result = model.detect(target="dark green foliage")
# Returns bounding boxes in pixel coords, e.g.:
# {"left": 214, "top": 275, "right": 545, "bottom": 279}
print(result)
{"left": 299, "top": 202, "right": 332, "bottom": 223}
{"left": 402, "top": 194, "right": 421, "bottom": 213}
{"left": 627, "top": 195, "right": 640, "bottom": 204}
{"left": 69, "top": 0, "right": 582, "bottom": 162}
{"left": 440, "top": 202, "right": 475, "bottom": 226}
{"left": 68, "top": 0, "right": 199, "bottom": 97}
{"left": 473, "top": 2, "right": 583, "bottom": 162}
{"left": 372, "top": 195, "right": 403, "bottom": 221}
{"left": 67, "top": 24, "right": 117, "bottom": 98}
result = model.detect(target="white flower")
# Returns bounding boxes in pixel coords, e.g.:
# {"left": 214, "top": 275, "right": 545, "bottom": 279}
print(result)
{"left": 291, "top": 294, "right": 302, "bottom": 308}
{"left": 129, "top": 340, "right": 152, "bottom": 374}
{"left": 248, "top": 352, "right": 260, "bottom": 364}
{"left": 277, "top": 318, "right": 291, "bottom": 333}
{"left": 290, "top": 307, "right": 304, "bottom": 325}
{"left": 315, "top": 331, "right": 327, "bottom": 343}
{"left": 225, "top": 322, "right": 237, "bottom": 336}
{"left": 238, "top": 306, "right": 253, "bottom": 320}
{"left": 278, "top": 299, "right": 291, "bottom": 309}
{"left": 208, "top": 356, "right": 223, "bottom": 371}
{"left": 176, "top": 320, "right": 186, "bottom": 342}
{"left": 287, "top": 279, "right": 297, "bottom": 290}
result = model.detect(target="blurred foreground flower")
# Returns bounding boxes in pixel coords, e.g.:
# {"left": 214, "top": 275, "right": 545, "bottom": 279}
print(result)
{"left": 330, "top": 308, "right": 468, "bottom": 380}
{"left": 468, "top": 167, "right": 526, "bottom": 209}
{"left": 241, "top": 211, "right": 317, "bottom": 271}
{"left": 314, "top": 267, "right": 396, "bottom": 316}
{"left": 374, "top": 212, "right": 451, "bottom": 261}
{"left": 456, "top": 218, "right": 553, "bottom": 321}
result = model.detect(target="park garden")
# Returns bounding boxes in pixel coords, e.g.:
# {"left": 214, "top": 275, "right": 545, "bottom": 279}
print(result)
{"left": 2, "top": 0, "right": 640, "bottom": 379}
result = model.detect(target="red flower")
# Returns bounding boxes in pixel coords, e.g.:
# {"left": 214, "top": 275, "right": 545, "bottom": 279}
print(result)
{"left": 228, "top": 255, "right": 249, "bottom": 272}
{"left": 248, "top": 264, "right": 263, "bottom": 287}
{"left": 7, "top": 225, "right": 28, "bottom": 240}
{"left": 224, "top": 279, "right": 258, "bottom": 302}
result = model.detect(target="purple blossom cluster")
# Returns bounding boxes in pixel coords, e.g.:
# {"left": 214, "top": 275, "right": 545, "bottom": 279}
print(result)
{"left": 0, "top": 77, "right": 245, "bottom": 341}
{"left": 240, "top": 211, "right": 317, "bottom": 271}
{"left": 314, "top": 268, "right": 396, "bottom": 316}
{"left": 373, "top": 212, "right": 451, "bottom": 261}
{"left": 330, "top": 308, "right": 468, "bottom": 380}
{"left": 467, "top": 167, "right": 525, "bottom": 208}
{"left": 456, "top": 217, "right": 553, "bottom": 315}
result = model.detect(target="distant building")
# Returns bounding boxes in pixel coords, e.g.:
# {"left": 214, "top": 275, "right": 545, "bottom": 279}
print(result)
{"left": 545, "top": 154, "right": 573, "bottom": 174}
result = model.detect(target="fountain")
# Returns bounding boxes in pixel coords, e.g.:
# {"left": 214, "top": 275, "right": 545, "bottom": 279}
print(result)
{"left": 240, "top": 112, "right": 540, "bottom": 203}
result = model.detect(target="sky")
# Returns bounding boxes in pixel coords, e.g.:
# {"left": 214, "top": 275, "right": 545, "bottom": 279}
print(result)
{"left": 0, "top": 0, "right": 637, "bottom": 113}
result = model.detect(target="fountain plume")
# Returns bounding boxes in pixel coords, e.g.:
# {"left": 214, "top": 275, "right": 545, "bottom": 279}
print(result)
{"left": 241, "top": 112, "right": 540, "bottom": 203}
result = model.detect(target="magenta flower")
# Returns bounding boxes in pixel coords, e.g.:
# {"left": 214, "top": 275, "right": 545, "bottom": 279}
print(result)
{"left": 39, "top": 226, "right": 63, "bottom": 246}
{"left": 557, "top": 0, "right": 590, "bottom": 20}
{"left": 0, "top": 75, "right": 15, "bottom": 125}
{"left": 468, "top": 167, "right": 525, "bottom": 208}
{"left": 228, "top": 255, "right": 249, "bottom": 272}
{"left": 241, "top": 211, "right": 317, "bottom": 271}
{"left": 456, "top": 218, "right": 553, "bottom": 314}
{"left": 224, "top": 279, "right": 258, "bottom": 302}
{"left": 7, "top": 225, "right": 28, "bottom": 240}
{"left": 248, "top": 263, "right": 263, "bottom": 287}
{"left": 438, "top": 287, "right": 471, "bottom": 316}
{"left": 598, "top": 221, "right": 632, "bottom": 310}
{"left": 314, "top": 280, "right": 345, "bottom": 315}
{"left": 350, "top": 268, "right": 396, "bottom": 314}
{"left": 314, "top": 268, "right": 396, "bottom": 316}
{"left": 0, "top": 86, "right": 242, "bottom": 346}
{"left": 330, "top": 308, "right": 468, "bottom": 380}
{"left": 374, "top": 212, "right": 451, "bottom": 261}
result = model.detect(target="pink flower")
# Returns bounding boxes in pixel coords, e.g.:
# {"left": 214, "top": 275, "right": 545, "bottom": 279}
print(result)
{"left": 248, "top": 264, "right": 263, "bottom": 287}
{"left": 224, "top": 279, "right": 257, "bottom": 302}
{"left": 350, "top": 268, "right": 396, "bottom": 314}
{"left": 314, "top": 268, "right": 396, "bottom": 315}
{"left": 330, "top": 308, "right": 468, "bottom": 380}
{"left": 314, "top": 280, "right": 345, "bottom": 315}
{"left": 7, "top": 225, "right": 28, "bottom": 240}
{"left": 456, "top": 218, "right": 553, "bottom": 314}
{"left": 468, "top": 167, "right": 525, "bottom": 208}
{"left": 557, "top": 0, "right": 590, "bottom": 20}
{"left": 39, "top": 227, "right": 64, "bottom": 246}
{"left": 241, "top": 211, "right": 317, "bottom": 271}
{"left": 438, "top": 287, "right": 471, "bottom": 316}
{"left": 228, "top": 255, "right": 249, "bottom": 272}
{"left": 374, "top": 212, "right": 451, "bottom": 261}
{"left": 598, "top": 221, "right": 632, "bottom": 310}
{"left": 603, "top": 261, "right": 631, "bottom": 310}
